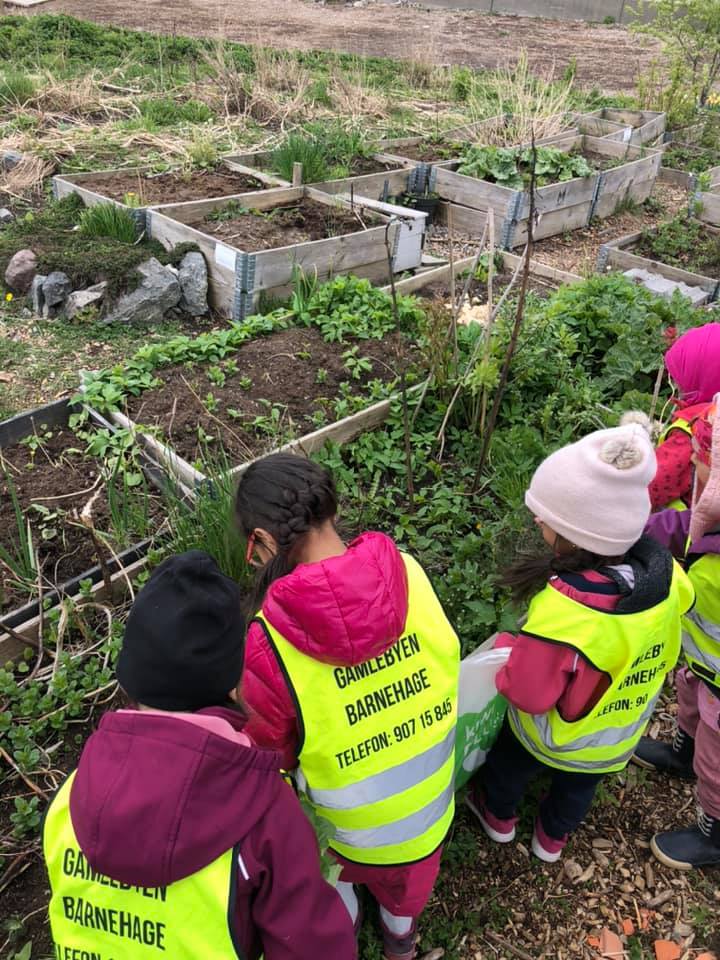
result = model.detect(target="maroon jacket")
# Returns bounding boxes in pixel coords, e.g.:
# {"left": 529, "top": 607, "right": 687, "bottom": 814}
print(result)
{"left": 67, "top": 707, "right": 357, "bottom": 960}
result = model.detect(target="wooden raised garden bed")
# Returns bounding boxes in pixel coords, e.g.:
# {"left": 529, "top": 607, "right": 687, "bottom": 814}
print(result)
{"left": 0, "top": 399, "right": 159, "bottom": 662}
{"left": 430, "top": 134, "right": 662, "bottom": 247}
{"left": 696, "top": 177, "right": 720, "bottom": 228}
{"left": 597, "top": 219, "right": 720, "bottom": 305}
{"left": 575, "top": 109, "right": 665, "bottom": 147}
{"left": 53, "top": 161, "right": 286, "bottom": 233}
{"left": 82, "top": 312, "right": 425, "bottom": 493}
{"left": 222, "top": 146, "right": 414, "bottom": 186}
{"left": 147, "top": 186, "right": 427, "bottom": 319}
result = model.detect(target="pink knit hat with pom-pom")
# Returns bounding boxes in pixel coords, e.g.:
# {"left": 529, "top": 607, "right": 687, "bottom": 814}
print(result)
{"left": 525, "top": 414, "right": 656, "bottom": 556}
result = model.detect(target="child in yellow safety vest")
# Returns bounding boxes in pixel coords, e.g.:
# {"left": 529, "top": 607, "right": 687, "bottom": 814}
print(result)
{"left": 467, "top": 417, "right": 694, "bottom": 862}
{"left": 636, "top": 398, "right": 720, "bottom": 869}
{"left": 235, "top": 453, "right": 460, "bottom": 960}
{"left": 43, "top": 551, "right": 357, "bottom": 960}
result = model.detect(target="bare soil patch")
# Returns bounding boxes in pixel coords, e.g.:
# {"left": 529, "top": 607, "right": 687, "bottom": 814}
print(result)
{"left": 390, "top": 141, "right": 465, "bottom": 163}
{"left": 0, "top": 427, "right": 157, "bottom": 612}
{"left": 75, "top": 167, "right": 269, "bottom": 205}
{"left": 125, "top": 326, "right": 415, "bottom": 466}
{"left": 28, "top": 2, "right": 661, "bottom": 95}
{"left": 190, "top": 197, "right": 382, "bottom": 250}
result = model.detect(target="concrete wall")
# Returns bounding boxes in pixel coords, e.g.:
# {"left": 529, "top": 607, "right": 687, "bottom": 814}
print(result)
{"left": 412, "top": 0, "right": 651, "bottom": 23}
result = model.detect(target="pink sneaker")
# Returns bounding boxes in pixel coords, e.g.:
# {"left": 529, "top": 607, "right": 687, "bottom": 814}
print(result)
{"left": 531, "top": 818, "right": 568, "bottom": 863}
{"left": 381, "top": 919, "right": 417, "bottom": 960}
{"left": 465, "top": 788, "right": 518, "bottom": 843}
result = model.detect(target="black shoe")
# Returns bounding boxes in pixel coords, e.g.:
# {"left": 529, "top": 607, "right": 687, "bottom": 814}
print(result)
{"left": 633, "top": 730, "right": 695, "bottom": 779}
{"left": 651, "top": 813, "right": 720, "bottom": 870}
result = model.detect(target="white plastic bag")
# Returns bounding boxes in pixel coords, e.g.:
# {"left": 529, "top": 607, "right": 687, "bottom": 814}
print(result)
{"left": 454, "top": 635, "right": 510, "bottom": 788}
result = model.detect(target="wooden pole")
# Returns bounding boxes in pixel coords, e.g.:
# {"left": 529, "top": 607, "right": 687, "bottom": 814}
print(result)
{"left": 292, "top": 162, "right": 303, "bottom": 186}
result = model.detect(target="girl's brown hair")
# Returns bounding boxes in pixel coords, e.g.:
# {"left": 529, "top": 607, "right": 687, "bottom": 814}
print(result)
{"left": 501, "top": 532, "right": 627, "bottom": 606}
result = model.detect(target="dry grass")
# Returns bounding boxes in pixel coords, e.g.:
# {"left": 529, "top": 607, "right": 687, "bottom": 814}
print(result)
{"left": 466, "top": 50, "right": 574, "bottom": 145}
{"left": 0, "top": 154, "right": 55, "bottom": 200}
{"left": 329, "top": 69, "right": 390, "bottom": 122}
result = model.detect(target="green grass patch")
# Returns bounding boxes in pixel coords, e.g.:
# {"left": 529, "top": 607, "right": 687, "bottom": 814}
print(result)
{"left": 78, "top": 202, "right": 139, "bottom": 244}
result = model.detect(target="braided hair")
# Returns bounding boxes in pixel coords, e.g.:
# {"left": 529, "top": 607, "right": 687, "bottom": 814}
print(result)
{"left": 235, "top": 453, "right": 338, "bottom": 612}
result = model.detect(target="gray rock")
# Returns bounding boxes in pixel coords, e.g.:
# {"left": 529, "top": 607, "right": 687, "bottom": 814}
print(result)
{"left": 624, "top": 268, "right": 708, "bottom": 306}
{"left": 1, "top": 150, "right": 23, "bottom": 171}
{"left": 65, "top": 281, "right": 108, "bottom": 320}
{"left": 4, "top": 249, "right": 37, "bottom": 294}
{"left": 104, "top": 258, "right": 181, "bottom": 325}
{"left": 42, "top": 271, "right": 73, "bottom": 317}
{"left": 178, "top": 251, "right": 208, "bottom": 317}
{"left": 29, "top": 274, "right": 48, "bottom": 315}
{"left": 0, "top": 208, "right": 14, "bottom": 225}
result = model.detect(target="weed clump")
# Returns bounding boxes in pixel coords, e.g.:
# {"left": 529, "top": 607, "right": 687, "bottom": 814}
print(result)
{"left": 0, "top": 69, "right": 36, "bottom": 105}
{"left": 78, "top": 202, "right": 139, "bottom": 244}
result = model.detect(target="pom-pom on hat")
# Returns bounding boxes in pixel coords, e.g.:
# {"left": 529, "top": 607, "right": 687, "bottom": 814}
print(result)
{"left": 525, "top": 415, "right": 656, "bottom": 556}
{"left": 116, "top": 550, "right": 245, "bottom": 712}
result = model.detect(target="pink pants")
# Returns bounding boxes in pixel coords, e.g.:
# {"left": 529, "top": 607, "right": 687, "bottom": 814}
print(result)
{"left": 677, "top": 667, "right": 720, "bottom": 819}
{"left": 333, "top": 846, "right": 442, "bottom": 917}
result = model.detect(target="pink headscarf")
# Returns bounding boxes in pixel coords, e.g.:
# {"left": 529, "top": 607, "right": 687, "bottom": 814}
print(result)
{"left": 666, "top": 323, "right": 720, "bottom": 406}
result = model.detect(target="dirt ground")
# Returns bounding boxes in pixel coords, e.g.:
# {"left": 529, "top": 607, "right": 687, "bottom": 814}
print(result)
{"left": 14, "top": 0, "right": 661, "bottom": 94}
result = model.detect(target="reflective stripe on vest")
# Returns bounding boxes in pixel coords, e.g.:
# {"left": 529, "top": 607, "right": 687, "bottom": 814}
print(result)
{"left": 683, "top": 552, "right": 720, "bottom": 693}
{"left": 256, "top": 552, "right": 460, "bottom": 867}
{"left": 44, "top": 772, "right": 243, "bottom": 960}
{"left": 508, "top": 561, "right": 693, "bottom": 774}
{"left": 659, "top": 416, "right": 693, "bottom": 444}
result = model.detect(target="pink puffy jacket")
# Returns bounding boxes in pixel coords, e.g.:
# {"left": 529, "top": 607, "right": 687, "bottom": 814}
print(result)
{"left": 243, "top": 532, "right": 409, "bottom": 769}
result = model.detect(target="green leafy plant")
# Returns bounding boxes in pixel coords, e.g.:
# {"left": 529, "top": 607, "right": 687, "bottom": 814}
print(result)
{"left": 634, "top": 214, "right": 720, "bottom": 276}
{"left": 633, "top": 0, "right": 720, "bottom": 109}
{"left": 295, "top": 274, "right": 423, "bottom": 341}
{"left": 457, "top": 145, "right": 593, "bottom": 188}
{"left": 342, "top": 346, "right": 373, "bottom": 380}
{"left": 78, "top": 202, "right": 138, "bottom": 244}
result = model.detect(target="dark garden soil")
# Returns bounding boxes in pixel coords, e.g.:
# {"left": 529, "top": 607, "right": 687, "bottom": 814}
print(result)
{"left": 125, "top": 326, "right": 417, "bottom": 466}
{"left": 349, "top": 156, "right": 406, "bottom": 176}
{"left": 389, "top": 141, "right": 465, "bottom": 163}
{"left": 0, "top": 427, "right": 159, "bottom": 612}
{"left": 75, "top": 166, "right": 269, "bottom": 205}
{"left": 190, "top": 197, "right": 382, "bottom": 250}
{"left": 632, "top": 227, "right": 720, "bottom": 279}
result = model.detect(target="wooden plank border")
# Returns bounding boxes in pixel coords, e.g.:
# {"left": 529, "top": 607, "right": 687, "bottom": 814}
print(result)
{"left": 148, "top": 187, "right": 425, "bottom": 319}
{"left": 597, "top": 222, "right": 720, "bottom": 303}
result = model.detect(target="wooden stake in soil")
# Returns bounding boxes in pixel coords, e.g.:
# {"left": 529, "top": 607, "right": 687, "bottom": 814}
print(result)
{"left": 384, "top": 219, "right": 415, "bottom": 513}
{"left": 292, "top": 162, "right": 303, "bottom": 187}
{"left": 473, "top": 130, "right": 538, "bottom": 491}
{"left": 479, "top": 207, "right": 495, "bottom": 434}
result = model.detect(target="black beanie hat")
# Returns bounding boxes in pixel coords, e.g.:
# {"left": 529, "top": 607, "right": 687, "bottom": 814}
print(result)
{"left": 116, "top": 550, "right": 246, "bottom": 712}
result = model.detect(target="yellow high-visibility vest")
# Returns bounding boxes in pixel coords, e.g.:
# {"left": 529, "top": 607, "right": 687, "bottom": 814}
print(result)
{"left": 255, "top": 552, "right": 460, "bottom": 867}
{"left": 683, "top": 551, "right": 720, "bottom": 694}
{"left": 658, "top": 417, "right": 694, "bottom": 512}
{"left": 44, "top": 772, "right": 243, "bottom": 960}
{"left": 508, "top": 561, "right": 694, "bottom": 774}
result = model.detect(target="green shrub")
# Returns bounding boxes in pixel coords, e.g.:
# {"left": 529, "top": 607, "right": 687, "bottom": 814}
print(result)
{"left": 78, "top": 203, "right": 138, "bottom": 244}
{"left": 451, "top": 66, "right": 474, "bottom": 102}
{"left": 0, "top": 69, "right": 36, "bottom": 105}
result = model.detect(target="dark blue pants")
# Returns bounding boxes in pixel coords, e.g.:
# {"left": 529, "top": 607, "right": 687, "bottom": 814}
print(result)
{"left": 481, "top": 719, "right": 604, "bottom": 840}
